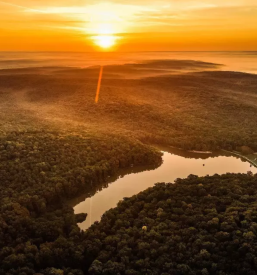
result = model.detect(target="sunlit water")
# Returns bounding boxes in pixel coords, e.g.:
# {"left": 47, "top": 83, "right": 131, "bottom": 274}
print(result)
{"left": 74, "top": 149, "right": 257, "bottom": 230}
{"left": 0, "top": 51, "right": 257, "bottom": 74}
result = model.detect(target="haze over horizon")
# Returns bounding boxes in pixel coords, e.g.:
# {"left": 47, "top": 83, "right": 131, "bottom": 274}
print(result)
{"left": 1, "top": 0, "right": 257, "bottom": 51}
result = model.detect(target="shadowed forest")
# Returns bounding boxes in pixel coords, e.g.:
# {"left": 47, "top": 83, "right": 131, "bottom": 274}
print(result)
{"left": 1, "top": 60, "right": 257, "bottom": 274}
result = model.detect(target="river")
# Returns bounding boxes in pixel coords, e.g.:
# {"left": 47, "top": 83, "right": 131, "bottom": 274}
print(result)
{"left": 73, "top": 147, "right": 257, "bottom": 230}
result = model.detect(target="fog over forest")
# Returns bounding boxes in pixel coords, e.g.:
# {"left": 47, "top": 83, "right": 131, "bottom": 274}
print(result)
{"left": 1, "top": 58, "right": 257, "bottom": 274}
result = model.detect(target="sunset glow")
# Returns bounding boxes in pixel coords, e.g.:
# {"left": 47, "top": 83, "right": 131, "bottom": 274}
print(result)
{"left": 90, "top": 22, "right": 118, "bottom": 49}
{"left": 0, "top": 0, "right": 257, "bottom": 51}
{"left": 93, "top": 35, "right": 117, "bottom": 49}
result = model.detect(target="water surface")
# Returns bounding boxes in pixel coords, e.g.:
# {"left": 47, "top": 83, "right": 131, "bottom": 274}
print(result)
{"left": 74, "top": 149, "right": 257, "bottom": 230}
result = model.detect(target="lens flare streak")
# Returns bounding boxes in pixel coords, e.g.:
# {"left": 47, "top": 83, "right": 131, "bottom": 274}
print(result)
{"left": 95, "top": 66, "right": 103, "bottom": 103}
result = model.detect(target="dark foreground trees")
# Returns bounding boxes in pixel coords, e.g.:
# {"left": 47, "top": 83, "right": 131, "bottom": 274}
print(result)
{"left": 84, "top": 173, "right": 257, "bottom": 275}
{"left": 0, "top": 130, "right": 161, "bottom": 275}
{"left": 1, "top": 132, "right": 257, "bottom": 274}
{"left": 1, "top": 135, "right": 257, "bottom": 275}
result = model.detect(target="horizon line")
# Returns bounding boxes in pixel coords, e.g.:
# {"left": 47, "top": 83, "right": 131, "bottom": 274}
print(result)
{"left": 0, "top": 50, "right": 257, "bottom": 53}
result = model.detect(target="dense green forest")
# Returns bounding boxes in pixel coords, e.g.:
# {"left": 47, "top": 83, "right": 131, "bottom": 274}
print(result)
{"left": 0, "top": 130, "right": 161, "bottom": 275}
{"left": 2, "top": 172, "right": 257, "bottom": 274}
{"left": 84, "top": 173, "right": 257, "bottom": 275}
{"left": 1, "top": 62, "right": 257, "bottom": 274}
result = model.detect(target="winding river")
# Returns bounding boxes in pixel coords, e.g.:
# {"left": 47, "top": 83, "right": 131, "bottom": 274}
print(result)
{"left": 73, "top": 147, "right": 257, "bottom": 230}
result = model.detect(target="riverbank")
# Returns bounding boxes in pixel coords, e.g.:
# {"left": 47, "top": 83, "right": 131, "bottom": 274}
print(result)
{"left": 74, "top": 147, "right": 257, "bottom": 230}
{"left": 222, "top": 149, "right": 257, "bottom": 168}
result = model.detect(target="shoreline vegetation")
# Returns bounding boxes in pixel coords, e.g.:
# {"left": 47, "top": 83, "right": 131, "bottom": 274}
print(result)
{"left": 222, "top": 150, "right": 257, "bottom": 168}
{"left": 1, "top": 60, "right": 257, "bottom": 274}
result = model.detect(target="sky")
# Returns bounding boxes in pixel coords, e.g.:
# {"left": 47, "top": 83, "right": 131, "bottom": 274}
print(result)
{"left": 0, "top": 0, "right": 257, "bottom": 51}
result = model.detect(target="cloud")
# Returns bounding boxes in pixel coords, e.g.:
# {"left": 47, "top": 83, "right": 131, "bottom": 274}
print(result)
{"left": 1, "top": 0, "right": 257, "bottom": 40}
{"left": 0, "top": 0, "right": 46, "bottom": 13}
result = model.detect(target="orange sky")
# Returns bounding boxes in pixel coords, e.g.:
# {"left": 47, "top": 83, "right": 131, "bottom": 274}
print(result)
{"left": 0, "top": 0, "right": 257, "bottom": 51}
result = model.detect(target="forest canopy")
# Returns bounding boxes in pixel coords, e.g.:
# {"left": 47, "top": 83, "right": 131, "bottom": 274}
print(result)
{"left": 84, "top": 173, "right": 257, "bottom": 275}
{"left": 0, "top": 130, "right": 161, "bottom": 275}
{"left": 1, "top": 63, "right": 257, "bottom": 274}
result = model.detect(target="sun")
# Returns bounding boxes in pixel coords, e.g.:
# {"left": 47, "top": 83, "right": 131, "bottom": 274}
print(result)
{"left": 79, "top": 3, "right": 138, "bottom": 50}
{"left": 85, "top": 5, "right": 125, "bottom": 50}
{"left": 94, "top": 35, "right": 116, "bottom": 49}
{"left": 91, "top": 22, "right": 118, "bottom": 49}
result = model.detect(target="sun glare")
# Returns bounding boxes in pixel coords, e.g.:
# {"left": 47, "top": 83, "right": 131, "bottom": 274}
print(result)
{"left": 85, "top": 4, "right": 127, "bottom": 50}
{"left": 92, "top": 22, "right": 118, "bottom": 49}
{"left": 90, "top": 22, "right": 117, "bottom": 49}
{"left": 94, "top": 35, "right": 116, "bottom": 49}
